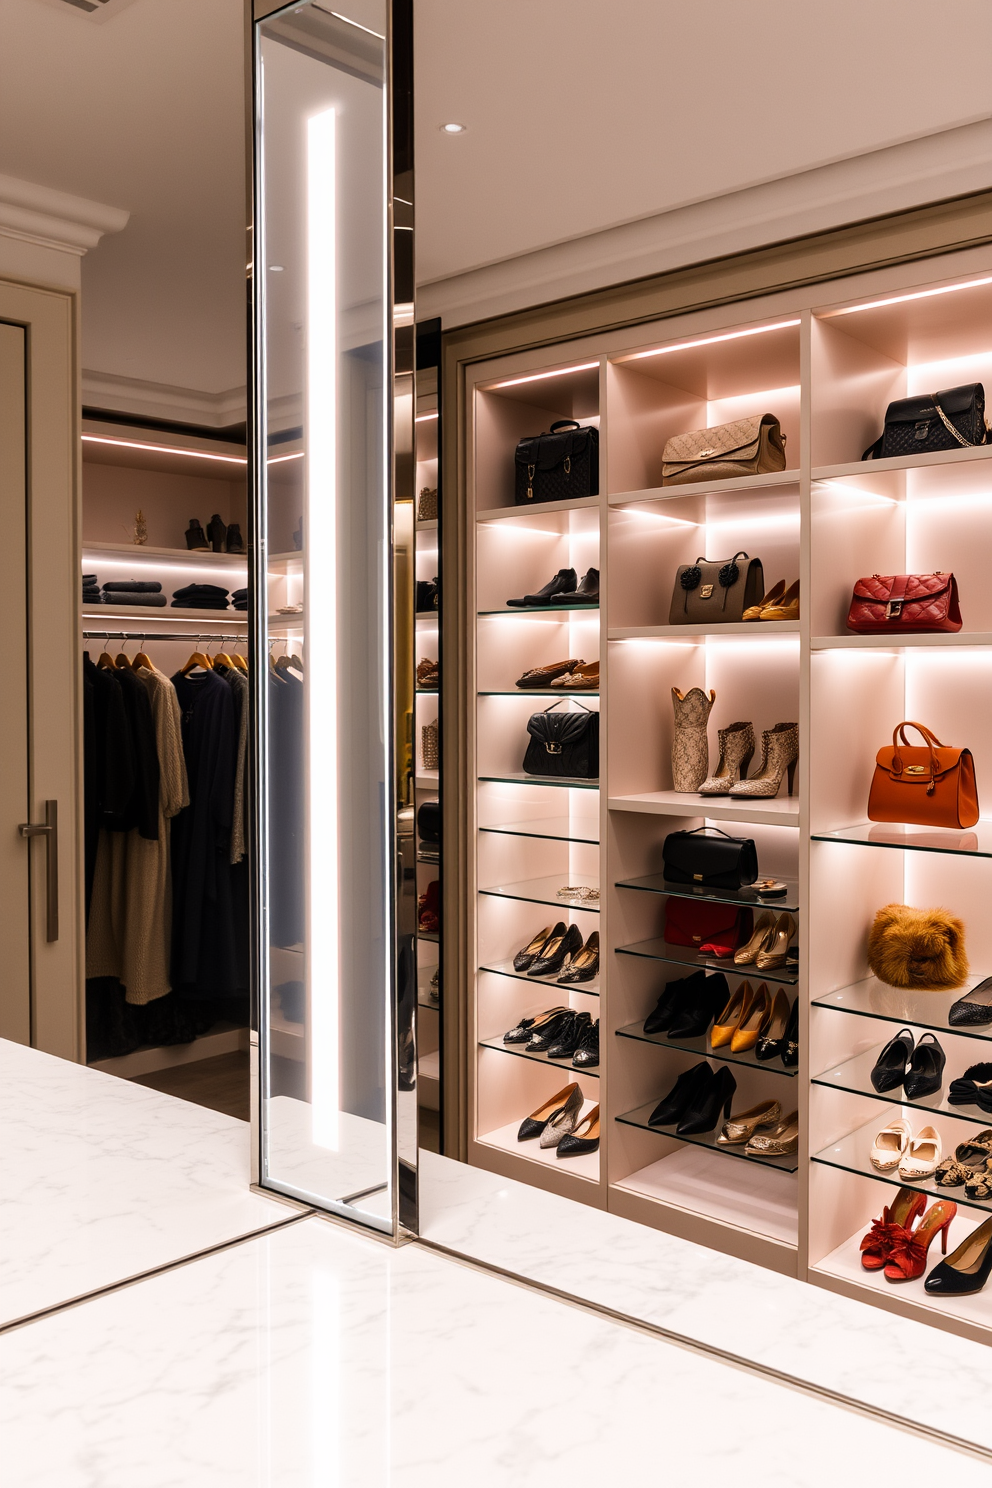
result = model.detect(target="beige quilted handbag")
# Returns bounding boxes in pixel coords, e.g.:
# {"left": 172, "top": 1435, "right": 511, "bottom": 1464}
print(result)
{"left": 661, "top": 413, "right": 786, "bottom": 486}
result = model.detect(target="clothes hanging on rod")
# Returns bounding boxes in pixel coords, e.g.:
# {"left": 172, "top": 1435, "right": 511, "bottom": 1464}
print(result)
{"left": 269, "top": 652, "right": 304, "bottom": 948}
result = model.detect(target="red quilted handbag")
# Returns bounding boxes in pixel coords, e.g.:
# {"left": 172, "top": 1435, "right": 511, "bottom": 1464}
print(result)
{"left": 664, "top": 900, "right": 753, "bottom": 958}
{"left": 847, "top": 573, "right": 961, "bottom": 634}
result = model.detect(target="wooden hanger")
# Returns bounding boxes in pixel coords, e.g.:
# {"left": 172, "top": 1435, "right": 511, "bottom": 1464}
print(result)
{"left": 133, "top": 635, "right": 154, "bottom": 670}
{"left": 231, "top": 640, "right": 248, "bottom": 672}
{"left": 115, "top": 639, "right": 134, "bottom": 671}
{"left": 182, "top": 635, "right": 213, "bottom": 674}
{"left": 97, "top": 644, "right": 118, "bottom": 669}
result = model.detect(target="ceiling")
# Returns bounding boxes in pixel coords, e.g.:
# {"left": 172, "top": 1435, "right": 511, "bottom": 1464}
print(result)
{"left": 0, "top": 0, "right": 990, "bottom": 409}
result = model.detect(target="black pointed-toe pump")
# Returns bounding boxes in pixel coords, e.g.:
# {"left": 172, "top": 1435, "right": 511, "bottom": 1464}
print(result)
{"left": 676, "top": 1065, "right": 737, "bottom": 1135}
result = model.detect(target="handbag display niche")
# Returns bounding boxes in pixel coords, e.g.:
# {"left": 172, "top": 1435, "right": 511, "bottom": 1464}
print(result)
{"left": 862, "top": 384, "right": 987, "bottom": 461}
{"left": 664, "top": 899, "right": 753, "bottom": 956}
{"left": 514, "top": 419, "right": 599, "bottom": 505}
{"left": 522, "top": 698, "right": 599, "bottom": 780}
{"left": 662, "top": 826, "right": 759, "bottom": 890}
{"left": 867, "top": 721, "right": 979, "bottom": 830}
{"left": 847, "top": 573, "right": 961, "bottom": 634}
{"left": 661, "top": 413, "right": 786, "bottom": 486}
{"left": 669, "top": 551, "right": 764, "bottom": 625}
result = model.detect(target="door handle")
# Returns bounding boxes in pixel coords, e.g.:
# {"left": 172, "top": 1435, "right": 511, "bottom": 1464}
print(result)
{"left": 19, "top": 799, "right": 58, "bottom": 942}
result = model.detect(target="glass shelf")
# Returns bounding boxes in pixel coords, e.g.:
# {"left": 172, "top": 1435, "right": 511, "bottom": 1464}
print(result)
{"left": 479, "top": 772, "right": 599, "bottom": 790}
{"left": 479, "top": 874, "right": 600, "bottom": 913}
{"left": 415, "top": 687, "right": 438, "bottom": 695}
{"left": 480, "top": 815, "right": 600, "bottom": 845}
{"left": 813, "top": 1116, "right": 992, "bottom": 1215}
{"left": 615, "top": 938, "right": 799, "bottom": 985}
{"left": 616, "top": 1020, "right": 798, "bottom": 1077}
{"left": 812, "top": 820, "right": 992, "bottom": 858}
{"left": 813, "top": 1041, "right": 992, "bottom": 1126}
{"left": 418, "top": 930, "right": 439, "bottom": 943}
{"left": 479, "top": 689, "right": 599, "bottom": 697}
{"left": 479, "top": 958, "right": 600, "bottom": 995}
{"left": 616, "top": 873, "right": 800, "bottom": 914}
{"left": 616, "top": 1099, "right": 799, "bottom": 1173}
{"left": 479, "top": 1035, "right": 599, "bottom": 1076}
{"left": 811, "top": 975, "right": 992, "bottom": 1045}
{"left": 479, "top": 603, "right": 600, "bottom": 616}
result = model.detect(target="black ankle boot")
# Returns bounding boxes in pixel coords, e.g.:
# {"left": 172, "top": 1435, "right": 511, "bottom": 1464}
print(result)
{"left": 225, "top": 522, "right": 245, "bottom": 555}
{"left": 206, "top": 513, "right": 227, "bottom": 552}
{"left": 185, "top": 518, "right": 208, "bottom": 551}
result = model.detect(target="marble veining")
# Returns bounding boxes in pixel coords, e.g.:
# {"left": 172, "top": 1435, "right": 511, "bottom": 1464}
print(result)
{"left": 418, "top": 1150, "right": 992, "bottom": 1450}
{"left": 0, "top": 1039, "right": 290, "bottom": 1326}
{"left": 1, "top": 1215, "right": 987, "bottom": 1487}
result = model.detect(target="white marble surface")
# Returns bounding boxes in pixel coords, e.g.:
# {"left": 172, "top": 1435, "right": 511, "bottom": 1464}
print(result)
{"left": 0, "top": 1040, "right": 290, "bottom": 1325}
{"left": 2, "top": 1215, "right": 988, "bottom": 1487}
{"left": 263, "top": 1093, "right": 389, "bottom": 1213}
{"left": 419, "top": 1150, "right": 992, "bottom": 1451}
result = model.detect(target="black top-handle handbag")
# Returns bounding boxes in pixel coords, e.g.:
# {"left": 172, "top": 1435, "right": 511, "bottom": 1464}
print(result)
{"left": 514, "top": 420, "right": 599, "bottom": 505}
{"left": 863, "top": 384, "right": 987, "bottom": 460}
{"left": 523, "top": 699, "right": 599, "bottom": 780}
{"left": 662, "top": 826, "right": 759, "bottom": 889}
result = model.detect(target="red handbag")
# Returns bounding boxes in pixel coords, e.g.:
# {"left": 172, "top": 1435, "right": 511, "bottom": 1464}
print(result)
{"left": 664, "top": 899, "right": 752, "bottom": 958}
{"left": 847, "top": 573, "right": 961, "bottom": 634}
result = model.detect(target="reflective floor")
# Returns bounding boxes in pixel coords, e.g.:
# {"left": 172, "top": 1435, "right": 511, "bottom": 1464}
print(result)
{"left": 1, "top": 1041, "right": 990, "bottom": 1487}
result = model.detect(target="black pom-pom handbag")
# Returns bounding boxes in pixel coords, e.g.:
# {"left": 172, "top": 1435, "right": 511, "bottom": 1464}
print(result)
{"left": 523, "top": 699, "right": 599, "bottom": 780}
{"left": 669, "top": 551, "right": 764, "bottom": 625}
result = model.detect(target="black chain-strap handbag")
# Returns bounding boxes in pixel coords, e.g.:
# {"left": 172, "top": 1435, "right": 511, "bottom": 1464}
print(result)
{"left": 523, "top": 699, "right": 599, "bottom": 779}
{"left": 863, "top": 384, "right": 987, "bottom": 460}
{"left": 514, "top": 420, "right": 599, "bottom": 505}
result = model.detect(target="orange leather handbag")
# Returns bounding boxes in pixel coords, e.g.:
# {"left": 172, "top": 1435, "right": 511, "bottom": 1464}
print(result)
{"left": 868, "top": 721, "right": 979, "bottom": 829}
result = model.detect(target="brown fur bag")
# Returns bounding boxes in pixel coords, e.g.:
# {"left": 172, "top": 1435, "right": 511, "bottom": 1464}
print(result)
{"left": 867, "top": 903, "right": 968, "bottom": 991}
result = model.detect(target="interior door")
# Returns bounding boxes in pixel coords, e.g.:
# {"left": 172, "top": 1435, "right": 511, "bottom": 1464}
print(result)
{"left": 0, "top": 321, "right": 30, "bottom": 1043}
{"left": 0, "top": 283, "right": 82, "bottom": 1060}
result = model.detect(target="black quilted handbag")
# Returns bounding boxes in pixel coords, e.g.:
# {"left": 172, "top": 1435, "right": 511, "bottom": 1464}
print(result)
{"left": 662, "top": 826, "right": 759, "bottom": 890}
{"left": 417, "top": 800, "right": 440, "bottom": 843}
{"left": 523, "top": 700, "right": 599, "bottom": 779}
{"left": 863, "top": 384, "right": 987, "bottom": 460}
{"left": 514, "top": 420, "right": 599, "bottom": 505}
{"left": 416, "top": 577, "right": 439, "bottom": 613}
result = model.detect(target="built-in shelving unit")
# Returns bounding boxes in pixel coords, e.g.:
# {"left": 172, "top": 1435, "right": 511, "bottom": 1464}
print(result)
{"left": 457, "top": 250, "right": 992, "bottom": 1336}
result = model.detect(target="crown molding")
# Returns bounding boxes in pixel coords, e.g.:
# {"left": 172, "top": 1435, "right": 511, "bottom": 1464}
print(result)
{"left": 0, "top": 174, "right": 128, "bottom": 256}
{"left": 418, "top": 116, "right": 992, "bottom": 328}
{"left": 82, "top": 369, "right": 247, "bottom": 427}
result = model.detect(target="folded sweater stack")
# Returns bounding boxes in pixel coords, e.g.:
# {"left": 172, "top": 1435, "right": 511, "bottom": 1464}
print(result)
{"left": 83, "top": 573, "right": 101, "bottom": 604}
{"left": 171, "top": 583, "right": 230, "bottom": 611}
{"left": 232, "top": 587, "right": 248, "bottom": 612}
{"left": 102, "top": 580, "right": 166, "bottom": 608}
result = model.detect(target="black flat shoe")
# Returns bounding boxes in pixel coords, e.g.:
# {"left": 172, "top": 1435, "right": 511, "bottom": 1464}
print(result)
{"left": 545, "top": 1011, "right": 593, "bottom": 1059}
{"left": 570, "top": 567, "right": 599, "bottom": 605}
{"left": 503, "top": 1005, "right": 569, "bottom": 1045}
{"left": 513, "top": 923, "right": 560, "bottom": 973}
{"left": 556, "top": 1104, "right": 600, "bottom": 1157}
{"left": 756, "top": 990, "right": 792, "bottom": 1062}
{"left": 643, "top": 971, "right": 706, "bottom": 1035}
{"left": 506, "top": 568, "right": 577, "bottom": 608}
{"left": 668, "top": 973, "right": 729, "bottom": 1040}
{"left": 572, "top": 1018, "right": 599, "bottom": 1068}
{"left": 903, "top": 1032, "right": 946, "bottom": 1099}
{"left": 529, "top": 923, "right": 582, "bottom": 977}
{"left": 869, "top": 1028, "right": 914, "bottom": 1093}
{"left": 648, "top": 1061, "right": 711, "bottom": 1126}
{"left": 676, "top": 1065, "right": 737, "bottom": 1135}
{"left": 949, "top": 978, "right": 992, "bottom": 1027}
{"left": 526, "top": 1009, "right": 577, "bottom": 1052}
{"left": 925, "top": 1216, "right": 992, "bottom": 1296}
{"left": 781, "top": 997, "right": 799, "bottom": 1068}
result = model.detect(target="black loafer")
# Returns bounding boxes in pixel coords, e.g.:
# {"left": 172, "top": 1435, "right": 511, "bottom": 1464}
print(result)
{"left": 506, "top": 568, "right": 577, "bottom": 608}
{"left": 869, "top": 1028, "right": 914, "bottom": 1093}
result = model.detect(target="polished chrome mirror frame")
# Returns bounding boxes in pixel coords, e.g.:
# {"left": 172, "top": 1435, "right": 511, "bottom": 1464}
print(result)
{"left": 247, "top": 0, "right": 417, "bottom": 1239}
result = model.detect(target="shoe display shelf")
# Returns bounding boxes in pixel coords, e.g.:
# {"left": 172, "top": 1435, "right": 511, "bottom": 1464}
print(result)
{"left": 456, "top": 250, "right": 992, "bottom": 1339}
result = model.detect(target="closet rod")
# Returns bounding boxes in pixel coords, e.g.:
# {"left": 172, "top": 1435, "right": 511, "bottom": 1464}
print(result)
{"left": 82, "top": 630, "right": 268, "bottom": 643}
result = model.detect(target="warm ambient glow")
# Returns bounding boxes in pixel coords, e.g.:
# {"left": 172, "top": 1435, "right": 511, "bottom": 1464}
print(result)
{"left": 268, "top": 450, "right": 305, "bottom": 464}
{"left": 440, "top": 122, "right": 466, "bottom": 133}
{"left": 821, "top": 276, "right": 992, "bottom": 317}
{"left": 488, "top": 361, "right": 599, "bottom": 390}
{"left": 620, "top": 320, "right": 801, "bottom": 362}
{"left": 414, "top": 411, "right": 438, "bottom": 423}
{"left": 306, "top": 105, "right": 340, "bottom": 1151}
{"left": 82, "top": 434, "right": 247, "bottom": 466}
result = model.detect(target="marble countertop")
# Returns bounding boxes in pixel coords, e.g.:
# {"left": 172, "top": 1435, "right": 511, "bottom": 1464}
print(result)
{"left": 2, "top": 1214, "right": 987, "bottom": 1488}
{"left": 0, "top": 1039, "right": 292, "bottom": 1326}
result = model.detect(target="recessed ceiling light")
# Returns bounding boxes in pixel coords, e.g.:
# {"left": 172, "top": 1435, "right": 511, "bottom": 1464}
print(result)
{"left": 440, "top": 122, "right": 466, "bottom": 134}
{"left": 269, "top": 264, "right": 284, "bottom": 272}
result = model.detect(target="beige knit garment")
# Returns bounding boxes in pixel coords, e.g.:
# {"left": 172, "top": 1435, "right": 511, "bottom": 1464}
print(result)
{"left": 86, "top": 667, "right": 190, "bottom": 1004}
